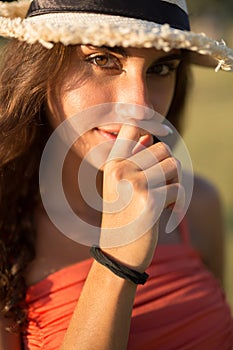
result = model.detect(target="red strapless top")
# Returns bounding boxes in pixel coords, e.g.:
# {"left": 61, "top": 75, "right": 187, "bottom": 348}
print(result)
{"left": 23, "top": 221, "right": 233, "bottom": 349}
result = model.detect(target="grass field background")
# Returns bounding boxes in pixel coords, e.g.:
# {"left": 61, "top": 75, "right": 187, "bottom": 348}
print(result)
{"left": 182, "top": 56, "right": 233, "bottom": 309}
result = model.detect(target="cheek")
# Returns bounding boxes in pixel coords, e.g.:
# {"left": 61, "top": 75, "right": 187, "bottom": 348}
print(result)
{"left": 60, "top": 83, "right": 114, "bottom": 119}
{"left": 46, "top": 87, "right": 95, "bottom": 131}
{"left": 62, "top": 92, "right": 84, "bottom": 117}
{"left": 148, "top": 77, "right": 176, "bottom": 116}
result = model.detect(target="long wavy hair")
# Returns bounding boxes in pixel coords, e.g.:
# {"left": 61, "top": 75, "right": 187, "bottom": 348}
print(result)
{"left": 0, "top": 39, "right": 191, "bottom": 332}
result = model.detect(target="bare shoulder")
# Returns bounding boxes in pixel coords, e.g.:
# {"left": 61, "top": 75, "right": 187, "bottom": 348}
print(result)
{"left": 185, "top": 173, "right": 225, "bottom": 283}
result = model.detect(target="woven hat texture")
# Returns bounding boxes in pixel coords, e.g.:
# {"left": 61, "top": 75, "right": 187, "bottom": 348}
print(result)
{"left": 0, "top": 0, "right": 232, "bottom": 72}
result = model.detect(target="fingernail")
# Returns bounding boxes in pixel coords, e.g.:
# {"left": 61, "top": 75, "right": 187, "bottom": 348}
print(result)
{"left": 163, "top": 125, "right": 173, "bottom": 134}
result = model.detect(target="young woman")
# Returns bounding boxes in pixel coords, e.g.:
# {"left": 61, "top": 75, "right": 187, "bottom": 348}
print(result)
{"left": 0, "top": 1, "right": 233, "bottom": 349}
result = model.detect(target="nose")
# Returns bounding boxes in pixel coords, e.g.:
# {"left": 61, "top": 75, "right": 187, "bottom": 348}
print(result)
{"left": 112, "top": 67, "right": 156, "bottom": 122}
{"left": 116, "top": 70, "right": 154, "bottom": 110}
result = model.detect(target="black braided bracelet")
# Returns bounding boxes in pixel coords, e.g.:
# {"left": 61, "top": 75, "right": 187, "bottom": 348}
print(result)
{"left": 90, "top": 245, "right": 149, "bottom": 285}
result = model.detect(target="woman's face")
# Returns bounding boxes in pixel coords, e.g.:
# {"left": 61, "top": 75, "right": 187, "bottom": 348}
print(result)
{"left": 46, "top": 45, "right": 181, "bottom": 163}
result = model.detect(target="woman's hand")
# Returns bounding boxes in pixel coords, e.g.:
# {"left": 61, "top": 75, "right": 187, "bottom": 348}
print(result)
{"left": 61, "top": 123, "right": 183, "bottom": 350}
{"left": 61, "top": 123, "right": 184, "bottom": 350}
{"left": 101, "top": 123, "right": 184, "bottom": 272}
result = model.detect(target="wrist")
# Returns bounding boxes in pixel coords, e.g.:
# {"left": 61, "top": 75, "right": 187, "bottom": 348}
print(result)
{"left": 90, "top": 246, "right": 149, "bottom": 285}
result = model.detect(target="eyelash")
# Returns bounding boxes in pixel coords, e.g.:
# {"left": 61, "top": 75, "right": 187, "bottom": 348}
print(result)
{"left": 85, "top": 53, "right": 180, "bottom": 76}
{"left": 85, "top": 53, "right": 122, "bottom": 71}
{"left": 147, "top": 62, "right": 179, "bottom": 76}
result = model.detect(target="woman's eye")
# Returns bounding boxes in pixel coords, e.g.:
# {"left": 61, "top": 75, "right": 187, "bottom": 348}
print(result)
{"left": 147, "top": 62, "right": 178, "bottom": 76}
{"left": 86, "top": 54, "right": 121, "bottom": 70}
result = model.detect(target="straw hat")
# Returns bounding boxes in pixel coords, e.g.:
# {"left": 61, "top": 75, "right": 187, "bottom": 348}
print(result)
{"left": 0, "top": 0, "right": 232, "bottom": 72}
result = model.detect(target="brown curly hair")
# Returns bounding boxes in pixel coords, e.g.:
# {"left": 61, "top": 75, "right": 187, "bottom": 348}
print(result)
{"left": 0, "top": 39, "right": 191, "bottom": 332}
{"left": 0, "top": 39, "right": 74, "bottom": 332}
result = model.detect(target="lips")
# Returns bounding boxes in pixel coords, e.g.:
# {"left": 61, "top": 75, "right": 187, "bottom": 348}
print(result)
{"left": 95, "top": 127, "right": 153, "bottom": 152}
{"left": 95, "top": 128, "right": 119, "bottom": 140}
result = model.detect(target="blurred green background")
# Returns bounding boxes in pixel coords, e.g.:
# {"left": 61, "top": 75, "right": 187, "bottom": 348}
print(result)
{"left": 184, "top": 1, "right": 233, "bottom": 309}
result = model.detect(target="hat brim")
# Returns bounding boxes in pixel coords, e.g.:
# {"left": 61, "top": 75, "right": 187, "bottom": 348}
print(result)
{"left": 0, "top": 12, "right": 232, "bottom": 72}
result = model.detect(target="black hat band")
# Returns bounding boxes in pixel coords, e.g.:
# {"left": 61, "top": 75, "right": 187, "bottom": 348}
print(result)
{"left": 27, "top": 0, "right": 190, "bottom": 31}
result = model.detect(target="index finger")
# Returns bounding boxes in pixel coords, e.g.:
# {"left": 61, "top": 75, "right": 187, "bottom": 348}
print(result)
{"left": 107, "top": 122, "right": 141, "bottom": 161}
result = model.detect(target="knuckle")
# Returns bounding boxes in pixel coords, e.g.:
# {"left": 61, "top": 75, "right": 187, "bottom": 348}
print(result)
{"left": 132, "top": 174, "right": 147, "bottom": 192}
{"left": 178, "top": 184, "right": 185, "bottom": 198}
{"left": 156, "top": 142, "right": 172, "bottom": 157}
{"left": 168, "top": 157, "right": 181, "bottom": 172}
{"left": 105, "top": 162, "right": 125, "bottom": 181}
{"left": 164, "top": 157, "right": 175, "bottom": 171}
{"left": 173, "top": 183, "right": 185, "bottom": 202}
{"left": 173, "top": 182, "right": 181, "bottom": 193}
{"left": 137, "top": 190, "right": 149, "bottom": 206}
